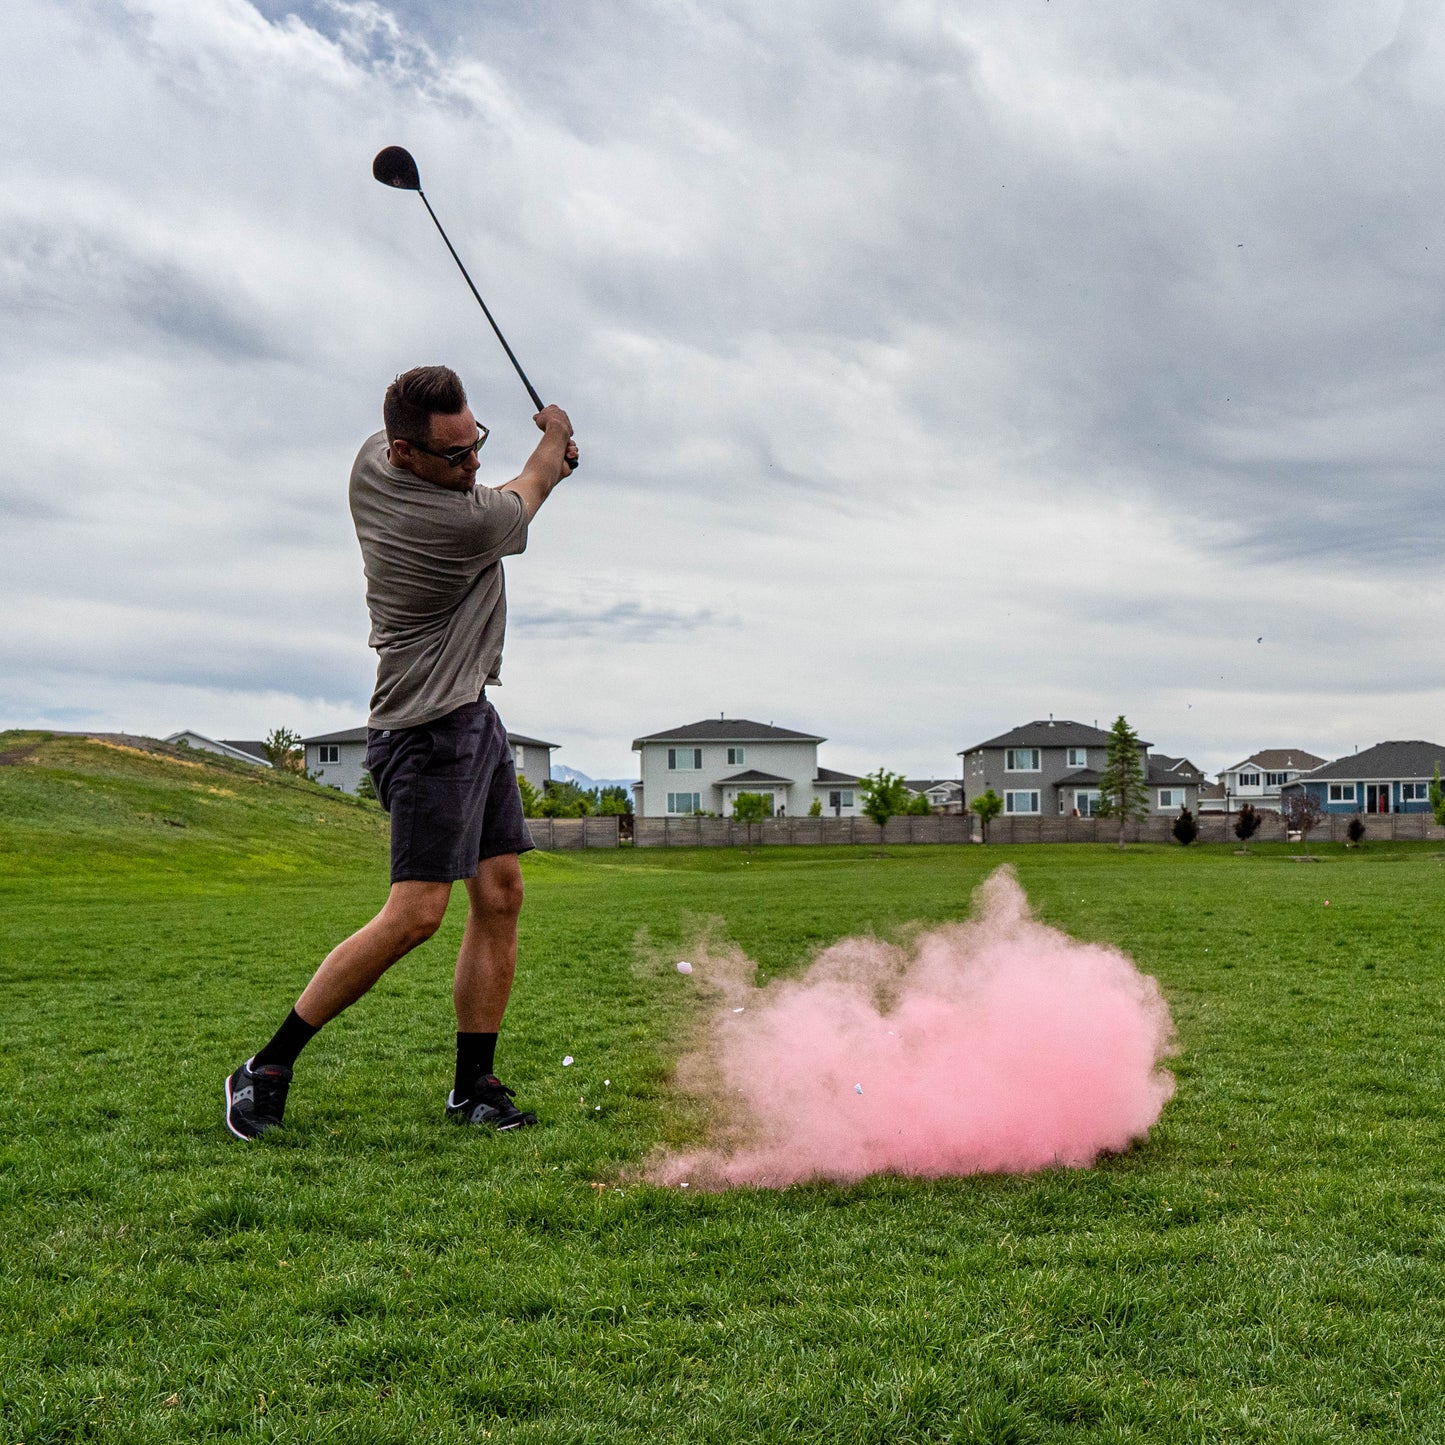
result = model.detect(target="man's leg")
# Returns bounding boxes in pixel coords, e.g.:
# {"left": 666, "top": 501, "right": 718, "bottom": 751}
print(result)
{"left": 447, "top": 853, "right": 536, "bottom": 1128}
{"left": 225, "top": 881, "right": 451, "bottom": 1140}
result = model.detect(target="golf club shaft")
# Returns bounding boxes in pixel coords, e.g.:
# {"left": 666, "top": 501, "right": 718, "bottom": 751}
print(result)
{"left": 418, "top": 190, "right": 545, "bottom": 413}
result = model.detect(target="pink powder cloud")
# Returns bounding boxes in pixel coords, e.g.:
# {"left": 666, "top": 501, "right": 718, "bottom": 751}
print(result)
{"left": 648, "top": 866, "right": 1176, "bottom": 1189}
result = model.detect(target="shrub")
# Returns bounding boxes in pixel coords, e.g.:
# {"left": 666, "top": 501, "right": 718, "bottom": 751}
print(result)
{"left": 1347, "top": 814, "right": 1366, "bottom": 845}
{"left": 1172, "top": 807, "right": 1198, "bottom": 845}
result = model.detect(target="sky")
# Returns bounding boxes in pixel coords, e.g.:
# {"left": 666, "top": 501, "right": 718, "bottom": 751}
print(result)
{"left": 3, "top": 0, "right": 1443, "bottom": 782}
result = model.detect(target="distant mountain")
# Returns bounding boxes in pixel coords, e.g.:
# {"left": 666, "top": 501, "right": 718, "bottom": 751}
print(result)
{"left": 552, "top": 764, "right": 637, "bottom": 792}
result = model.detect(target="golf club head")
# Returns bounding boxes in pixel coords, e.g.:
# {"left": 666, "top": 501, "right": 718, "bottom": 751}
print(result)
{"left": 373, "top": 146, "right": 421, "bottom": 191}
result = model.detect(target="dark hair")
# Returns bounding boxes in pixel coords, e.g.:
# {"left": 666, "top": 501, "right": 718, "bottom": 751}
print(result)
{"left": 383, "top": 366, "right": 468, "bottom": 446}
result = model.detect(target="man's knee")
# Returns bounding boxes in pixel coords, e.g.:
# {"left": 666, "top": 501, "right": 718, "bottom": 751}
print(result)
{"left": 469, "top": 856, "right": 524, "bottom": 921}
{"left": 384, "top": 882, "right": 451, "bottom": 946}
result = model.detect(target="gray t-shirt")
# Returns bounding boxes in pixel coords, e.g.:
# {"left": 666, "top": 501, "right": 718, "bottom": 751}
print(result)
{"left": 349, "top": 431, "right": 529, "bottom": 729}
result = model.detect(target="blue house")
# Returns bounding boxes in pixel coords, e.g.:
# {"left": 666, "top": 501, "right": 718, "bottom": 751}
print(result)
{"left": 1281, "top": 740, "right": 1445, "bottom": 815}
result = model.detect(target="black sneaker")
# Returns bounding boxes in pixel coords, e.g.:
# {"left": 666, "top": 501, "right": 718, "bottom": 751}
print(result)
{"left": 446, "top": 1074, "right": 538, "bottom": 1130}
{"left": 224, "top": 1058, "right": 292, "bottom": 1140}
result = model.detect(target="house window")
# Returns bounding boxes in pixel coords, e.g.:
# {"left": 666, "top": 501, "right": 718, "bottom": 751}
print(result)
{"left": 1327, "top": 783, "right": 1355, "bottom": 803}
{"left": 1402, "top": 782, "right": 1429, "bottom": 802}
{"left": 318, "top": 745, "right": 340, "bottom": 764}
{"left": 1066, "top": 747, "right": 1087, "bottom": 768}
{"left": 1264, "top": 771, "right": 1288, "bottom": 787}
{"left": 1005, "top": 790, "right": 1040, "bottom": 814}
{"left": 727, "top": 747, "right": 745, "bottom": 765}
{"left": 514, "top": 745, "right": 525, "bottom": 768}
{"left": 667, "top": 792, "right": 701, "bottom": 814}
{"left": 1157, "top": 789, "right": 1178, "bottom": 809}
{"left": 1076, "top": 791, "right": 1101, "bottom": 816}
{"left": 1005, "top": 749, "right": 1041, "bottom": 772}
{"left": 667, "top": 748, "right": 702, "bottom": 770}
{"left": 1238, "top": 772, "right": 1260, "bottom": 788}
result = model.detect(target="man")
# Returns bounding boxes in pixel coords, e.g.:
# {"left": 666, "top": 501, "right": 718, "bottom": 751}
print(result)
{"left": 225, "top": 364, "right": 576, "bottom": 1139}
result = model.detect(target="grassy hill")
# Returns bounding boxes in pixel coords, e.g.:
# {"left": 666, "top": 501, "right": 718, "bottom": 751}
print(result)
{"left": 0, "top": 729, "right": 388, "bottom": 879}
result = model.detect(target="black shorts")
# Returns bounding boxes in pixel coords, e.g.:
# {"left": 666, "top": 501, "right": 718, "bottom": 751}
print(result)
{"left": 365, "top": 696, "right": 533, "bottom": 884}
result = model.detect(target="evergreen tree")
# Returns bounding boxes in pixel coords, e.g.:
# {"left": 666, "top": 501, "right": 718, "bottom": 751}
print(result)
{"left": 1096, "top": 715, "right": 1148, "bottom": 848}
{"left": 1171, "top": 807, "right": 1198, "bottom": 845}
{"left": 1430, "top": 764, "right": 1445, "bottom": 828}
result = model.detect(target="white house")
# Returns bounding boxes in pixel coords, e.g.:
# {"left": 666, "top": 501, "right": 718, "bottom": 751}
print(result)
{"left": 1212, "top": 748, "right": 1326, "bottom": 814}
{"left": 302, "top": 725, "right": 558, "bottom": 796}
{"left": 165, "top": 731, "right": 271, "bottom": 767}
{"left": 630, "top": 718, "right": 868, "bottom": 818}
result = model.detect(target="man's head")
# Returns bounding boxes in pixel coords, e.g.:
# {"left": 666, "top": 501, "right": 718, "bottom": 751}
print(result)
{"left": 384, "top": 365, "right": 488, "bottom": 490}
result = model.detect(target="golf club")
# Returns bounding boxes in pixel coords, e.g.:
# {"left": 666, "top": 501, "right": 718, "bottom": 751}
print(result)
{"left": 372, "top": 145, "right": 576, "bottom": 466}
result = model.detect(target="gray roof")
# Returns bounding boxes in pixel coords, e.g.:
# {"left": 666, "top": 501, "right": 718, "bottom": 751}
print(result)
{"left": 1294, "top": 740, "right": 1445, "bottom": 783}
{"left": 816, "top": 766, "right": 863, "bottom": 784}
{"left": 507, "top": 733, "right": 558, "bottom": 749}
{"left": 717, "top": 768, "right": 795, "bottom": 785}
{"left": 961, "top": 719, "right": 1152, "bottom": 753}
{"left": 1147, "top": 755, "right": 1203, "bottom": 784}
{"left": 1224, "top": 748, "right": 1326, "bottom": 772}
{"left": 303, "top": 726, "right": 369, "bottom": 745}
{"left": 632, "top": 718, "right": 825, "bottom": 747}
{"left": 906, "top": 778, "right": 962, "bottom": 794}
{"left": 219, "top": 739, "right": 269, "bottom": 762}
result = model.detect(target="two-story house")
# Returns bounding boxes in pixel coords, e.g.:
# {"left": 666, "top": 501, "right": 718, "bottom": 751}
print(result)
{"left": 630, "top": 718, "right": 867, "bottom": 818}
{"left": 302, "top": 726, "right": 557, "bottom": 796}
{"left": 1213, "top": 749, "right": 1325, "bottom": 814}
{"left": 959, "top": 719, "right": 1202, "bottom": 817}
{"left": 1281, "top": 740, "right": 1445, "bottom": 815}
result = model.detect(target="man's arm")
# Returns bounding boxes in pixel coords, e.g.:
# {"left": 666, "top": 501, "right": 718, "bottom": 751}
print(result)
{"left": 500, "top": 405, "right": 578, "bottom": 521}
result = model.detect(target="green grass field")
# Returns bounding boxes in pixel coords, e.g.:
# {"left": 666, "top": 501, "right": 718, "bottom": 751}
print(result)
{"left": 3, "top": 731, "right": 1445, "bottom": 1442}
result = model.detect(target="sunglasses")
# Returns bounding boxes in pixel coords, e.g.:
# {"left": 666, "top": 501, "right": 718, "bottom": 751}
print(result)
{"left": 409, "top": 423, "right": 490, "bottom": 467}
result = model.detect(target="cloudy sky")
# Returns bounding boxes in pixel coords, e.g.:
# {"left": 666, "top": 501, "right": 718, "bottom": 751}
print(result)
{"left": 3, "top": 0, "right": 1442, "bottom": 781}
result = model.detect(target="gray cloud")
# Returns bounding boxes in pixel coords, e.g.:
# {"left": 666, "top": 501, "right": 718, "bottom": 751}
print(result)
{"left": 1, "top": 0, "right": 1441, "bottom": 779}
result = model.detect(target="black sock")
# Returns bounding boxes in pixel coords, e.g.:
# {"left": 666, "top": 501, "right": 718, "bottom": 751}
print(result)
{"left": 455, "top": 1032, "right": 498, "bottom": 1096}
{"left": 253, "top": 1008, "right": 320, "bottom": 1071}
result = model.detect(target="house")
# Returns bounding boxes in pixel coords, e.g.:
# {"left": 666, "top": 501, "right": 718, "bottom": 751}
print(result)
{"left": 907, "top": 779, "right": 964, "bottom": 814}
{"left": 301, "top": 726, "right": 558, "bottom": 796}
{"left": 1280, "top": 740, "right": 1445, "bottom": 815}
{"left": 959, "top": 719, "right": 1202, "bottom": 817}
{"left": 165, "top": 731, "right": 271, "bottom": 767}
{"left": 630, "top": 718, "right": 867, "bottom": 818}
{"left": 1212, "top": 749, "right": 1326, "bottom": 814}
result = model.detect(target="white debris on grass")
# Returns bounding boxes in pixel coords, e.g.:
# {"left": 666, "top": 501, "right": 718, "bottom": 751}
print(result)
{"left": 676, "top": 961, "right": 693, "bottom": 974}
{"left": 562, "top": 1055, "right": 574, "bottom": 1066}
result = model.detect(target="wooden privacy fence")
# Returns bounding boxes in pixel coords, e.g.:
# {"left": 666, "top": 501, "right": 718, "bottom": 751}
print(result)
{"left": 526, "top": 816, "right": 620, "bottom": 849}
{"left": 979, "top": 811, "right": 1445, "bottom": 845}
{"left": 528, "top": 811, "right": 1443, "bottom": 851}
{"left": 632, "top": 815, "right": 971, "bottom": 848}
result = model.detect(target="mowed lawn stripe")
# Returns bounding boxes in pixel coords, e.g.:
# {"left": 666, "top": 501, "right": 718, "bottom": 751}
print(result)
{"left": 3, "top": 733, "right": 1445, "bottom": 1441}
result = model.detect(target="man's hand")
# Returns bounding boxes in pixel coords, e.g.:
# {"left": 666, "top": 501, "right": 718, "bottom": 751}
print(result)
{"left": 534, "top": 405, "right": 579, "bottom": 476}
{"left": 501, "top": 404, "right": 578, "bottom": 518}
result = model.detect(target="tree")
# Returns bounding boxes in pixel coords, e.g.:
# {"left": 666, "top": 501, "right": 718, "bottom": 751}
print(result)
{"left": 264, "top": 726, "right": 304, "bottom": 775}
{"left": 1233, "top": 803, "right": 1261, "bottom": 850}
{"left": 1280, "top": 789, "right": 1325, "bottom": 854}
{"left": 517, "top": 774, "right": 542, "bottom": 817}
{"left": 808, "top": 798, "right": 823, "bottom": 818}
{"left": 1346, "top": 814, "right": 1366, "bottom": 846}
{"left": 858, "top": 768, "right": 912, "bottom": 828}
{"left": 1096, "top": 715, "right": 1148, "bottom": 848}
{"left": 971, "top": 788, "right": 1003, "bottom": 842}
{"left": 539, "top": 780, "right": 595, "bottom": 818}
{"left": 1171, "top": 807, "right": 1198, "bottom": 846}
{"left": 907, "top": 790, "right": 932, "bottom": 816}
{"left": 731, "top": 791, "right": 772, "bottom": 849}
{"left": 1430, "top": 764, "right": 1445, "bottom": 828}
{"left": 595, "top": 785, "right": 632, "bottom": 816}
{"left": 356, "top": 769, "right": 377, "bottom": 803}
